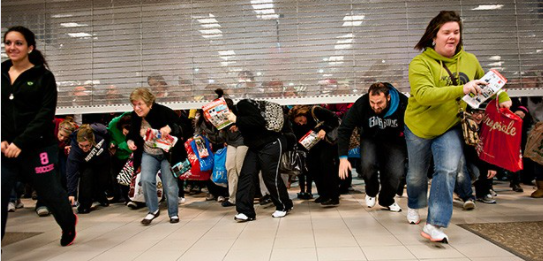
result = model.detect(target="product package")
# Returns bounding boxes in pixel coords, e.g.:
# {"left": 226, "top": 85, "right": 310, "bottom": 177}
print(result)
{"left": 462, "top": 69, "right": 508, "bottom": 108}
{"left": 299, "top": 130, "right": 320, "bottom": 150}
{"left": 202, "top": 97, "right": 234, "bottom": 130}
{"left": 144, "top": 128, "right": 178, "bottom": 152}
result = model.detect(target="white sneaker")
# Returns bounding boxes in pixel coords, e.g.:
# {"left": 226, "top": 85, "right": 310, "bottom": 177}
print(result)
{"left": 7, "top": 202, "right": 15, "bottom": 212}
{"left": 365, "top": 195, "right": 376, "bottom": 208}
{"left": 15, "top": 200, "right": 24, "bottom": 209}
{"left": 217, "top": 196, "right": 226, "bottom": 202}
{"left": 178, "top": 197, "right": 186, "bottom": 204}
{"left": 271, "top": 210, "right": 287, "bottom": 218}
{"left": 387, "top": 202, "right": 402, "bottom": 212}
{"left": 234, "top": 213, "right": 254, "bottom": 222}
{"left": 462, "top": 199, "right": 476, "bottom": 210}
{"left": 36, "top": 206, "right": 50, "bottom": 216}
{"left": 421, "top": 223, "right": 449, "bottom": 243}
{"left": 407, "top": 208, "right": 420, "bottom": 224}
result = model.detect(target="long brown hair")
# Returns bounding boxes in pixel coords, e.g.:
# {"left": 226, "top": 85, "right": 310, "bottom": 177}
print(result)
{"left": 288, "top": 105, "right": 311, "bottom": 122}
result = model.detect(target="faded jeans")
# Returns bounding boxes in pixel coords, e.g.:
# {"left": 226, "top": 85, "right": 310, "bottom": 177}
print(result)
{"left": 141, "top": 152, "right": 179, "bottom": 217}
{"left": 405, "top": 126, "right": 463, "bottom": 228}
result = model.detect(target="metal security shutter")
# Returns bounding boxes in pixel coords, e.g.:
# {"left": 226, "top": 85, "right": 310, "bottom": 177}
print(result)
{"left": 2, "top": 0, "right": 542, "bottom": 115}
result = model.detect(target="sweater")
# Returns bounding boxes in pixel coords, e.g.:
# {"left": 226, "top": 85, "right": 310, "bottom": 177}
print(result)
{"left": 406, "top": 47, "right": 510, "bottom": 139}
{"left": 1, "top": 60, "right": 57, "bottom": 150}
{"left": 338, "top": 85, "right": 408, "bottom": 157}
{"left": 107, "top": 111, "right": 132, "bottom": 160}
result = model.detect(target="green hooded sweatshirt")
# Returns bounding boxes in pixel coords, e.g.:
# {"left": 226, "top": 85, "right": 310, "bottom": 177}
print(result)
{"left": 406, "top": 47, "right": 510, "bottom": 139}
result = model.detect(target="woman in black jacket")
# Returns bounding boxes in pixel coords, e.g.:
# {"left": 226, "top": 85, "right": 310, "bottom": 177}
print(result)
{"left": 289, "top": 105, "right": 341, "bottom": 206}
{"left": 127, "top": 88, "right": 185, "bottom": 225}
{"left": 227, "top": 100, "right": 294, "bottom": 221}
{"left": 1, "top": 26, "right": 77, "bottom": 246}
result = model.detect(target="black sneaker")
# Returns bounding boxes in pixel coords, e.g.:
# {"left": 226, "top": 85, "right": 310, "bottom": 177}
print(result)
{"left": 60, "top": 214, "right": 78, "bottom": 246}
{"left": 511, "top": 184, "right": 524, "bottom": 192}
{"left": 321, "top": 198, "right": 339, "bottom": 206}
{"left": 221, "top": 201, "right": 235, "bottom": 207}
{"left": 314, "top": 197, "right": 328, "bottom": 203}
{"left": 259, "top": 195, "right": 272, "bottom": 205}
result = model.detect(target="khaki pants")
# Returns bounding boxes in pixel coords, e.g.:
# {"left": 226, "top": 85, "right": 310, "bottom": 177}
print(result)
{"left": 226, "top": 145, "right": 248, "bottom": 203}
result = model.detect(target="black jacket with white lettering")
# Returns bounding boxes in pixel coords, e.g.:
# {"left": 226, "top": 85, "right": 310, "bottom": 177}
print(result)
{"left": 337, "top": 85, "right": 408, "bottom": 157}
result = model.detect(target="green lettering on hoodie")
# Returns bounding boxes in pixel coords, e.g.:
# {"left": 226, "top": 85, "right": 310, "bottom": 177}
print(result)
{"left": 405, "top": 47, "right": 509, "bottom": 139}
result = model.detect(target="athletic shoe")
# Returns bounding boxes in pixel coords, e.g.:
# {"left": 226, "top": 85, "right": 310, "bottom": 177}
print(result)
{"left": 259, "top": 195, "right": 272, "bottom": 205}
{"left": 141, "top": 210, "right": 160, "bottom": 225}
{"left": 387, "top": 202, "right": 402, "bottom": 212}
{"left": 127, "top": 201, "right": 138, "bottom": 209}
{"left": 476, "top": 196, "right": 496, "bottom": 204}
{"left": 489, "top": 189, "right": 497, "bottom": 197}
{"left": 272, "top": 207, "right": 292, "bottom": 218}
{"left": 407, "top": 208, "right": 420, "bottom": 224}
{"left": 421, "top": 223, "right": 448, "bottom": 243}
{"left": 221, "top": 201, "right": 235, "bottom": 207}
{"left": 60, "top": 214, "right": 78, "bottom": 246}
{"left": 36, "top": 206, "right": 51, "bottom": 216}
{"left": 321, "top": 198, "right": 339, "bottom": 206}
{"left": 234, "top": 213, "right": 254, "bottom": 222}
{"left": 217, "top": 196, "right": 226, "bottom": 202}
{"left": 462, "top": 199, "right": 476, "bottom": 210}
{"left": 365, "top": 195, "right": 376, "bottom": 208}
{"left": 7, "top": 202, "right": 15, "bottom": 212}
{"left": 178, "top": 197, "right": 186, "bottom": 204}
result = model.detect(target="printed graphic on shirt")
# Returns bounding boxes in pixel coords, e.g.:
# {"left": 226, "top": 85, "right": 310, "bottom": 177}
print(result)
{"left": 35, "top": 152, "right": 55, "bottom": 174}
{"left": 369, "top": 116, "right": 398, "bottom": 129}
{"left": 85, "top": 139, "right": 105, "bottom": 162}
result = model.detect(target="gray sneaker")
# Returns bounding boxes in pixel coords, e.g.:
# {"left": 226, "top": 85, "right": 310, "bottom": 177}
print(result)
{"left": 36, "top": 206, "right": 51, "bottom": 216}
{"left": 463, "top": 199, "right": 476, "bottom": 210}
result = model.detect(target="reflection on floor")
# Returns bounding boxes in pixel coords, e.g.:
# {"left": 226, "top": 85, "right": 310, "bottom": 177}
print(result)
{"left": 3, "top": 178, "right": 541, "bottom": 261}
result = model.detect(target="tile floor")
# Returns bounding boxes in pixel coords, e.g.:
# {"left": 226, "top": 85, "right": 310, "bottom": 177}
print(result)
{"left": 2, "top": 178, "right": 541, "bottom": 261}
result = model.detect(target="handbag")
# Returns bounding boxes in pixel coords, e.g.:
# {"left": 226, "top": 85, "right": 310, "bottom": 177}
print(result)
{"left": 477, "top": 97, "right": 524, "bottom": 172}
{"left": 211, "top": 147, "right": 228, "bottom": 187}
{"left": 247, "top": 99, "right": 285, "bottom": 132}
{"left": 311, "top": 106, "right": 341, "bottom": 145}
{"left": 279, "top": 145, "right": 307, "bottom": 176}
{"left": 128, "top": 171, "right": 163, "bottom": 203}
{"left": 524, "top": 122, "right": 543, "bottom": 165}
{"left": 116, "top": 154, "right": 134, "bottom": 186}
{"left": 349, "top": 127, "right": 361, "bottom": 150}
{"left": 181, "top": 138, "right": 212, "bottom": 181}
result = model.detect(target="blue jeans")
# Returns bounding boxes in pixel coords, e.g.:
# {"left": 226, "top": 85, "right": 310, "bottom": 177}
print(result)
{"left": 405, "top": 126, "right": 463, "bottom": 228}
{"left": 141, "top": 152, "right": 179, "bottom": 217}
{"left": 455, "top": 154, "right": 477, "bottom": 201}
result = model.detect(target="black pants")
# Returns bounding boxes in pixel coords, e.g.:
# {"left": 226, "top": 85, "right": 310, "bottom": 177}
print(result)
{"left": 78, "top": 163, "right": 110, "bottom": 210}
{"left": 1, "top": 144, "right": 76, "bottom": 239}
{"left": 236, "top": 137, "right": 292, "bottom": 218}
{"left": 307, "top": 142, "right": 340, "bottom": 201}
{"left": 110, "top": 156, "right": 130, "bottom": 202}
{"left": 360, "top": 139, "right": 406, "bottom": 207}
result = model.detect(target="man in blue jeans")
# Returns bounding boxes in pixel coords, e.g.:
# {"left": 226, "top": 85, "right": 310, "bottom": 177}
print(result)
{"left": 338, "top": 82, "right": 408, "bottom": 212}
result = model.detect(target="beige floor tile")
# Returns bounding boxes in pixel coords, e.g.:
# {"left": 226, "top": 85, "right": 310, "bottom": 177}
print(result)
{"left": 177, "top": 249, "right": 229, "bottom": 261}
{"left": 47, "top": 250, "right": 105, "bottom": 261}
{"left": 451, "top": 242, "right": 520, "bottom": 258}
{"left": 133, "top": 250, "right": 184, "bottom": 261}
{"left": 404, "top": 244, "right": 466, "bottom": 259}
{"left": 317, "top": 246, "right": 367, "bottom": 261}
{"left": 91, "top": 250, "right": 145, "bottom": 261}
{"left": 223, "top": 249, "right": 272, "bottom": 261}
{"left": 270, "top": 247, "right": 318, "bottom": 261}
{"left": 354, "top": 234, "right": 403, "bottom": 247}
{"left": 361, "top": 245, "right": 416, "bottom": 260}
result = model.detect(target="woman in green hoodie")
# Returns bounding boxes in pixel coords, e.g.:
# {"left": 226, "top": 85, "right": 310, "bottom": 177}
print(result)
{"left": 404, "top": 11, "right": 511, "bottom": 243}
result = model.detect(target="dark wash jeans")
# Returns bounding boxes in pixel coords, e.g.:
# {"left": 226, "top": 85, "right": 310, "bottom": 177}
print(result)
{"left": 360, "top": 138, "right": 406, "bottom": 207}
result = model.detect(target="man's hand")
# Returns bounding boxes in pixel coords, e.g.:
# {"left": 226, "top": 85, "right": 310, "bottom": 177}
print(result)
{"left": 499, "top": 100, "right": 512, "bottom": 109}
{"left": 229, "top": 125, "right": 238, "bottom": 132}
{"left": 338, "top": 158, "right": 352, "bottom": 180}
{"left": 68, "top": 196, "right": 75, "bottom": 206}
{"left": 463, "top": 80, "right": 486, "bottom": 95}
{"left": 487, "top": 170, "right": 497, "bottom": 179}
{"left": 1, "top": 141, "right": 9, "bottom": 154}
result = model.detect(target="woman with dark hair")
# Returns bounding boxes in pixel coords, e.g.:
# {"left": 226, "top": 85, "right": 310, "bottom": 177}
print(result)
{"left": 1, "top": 26, "right": 77, "bottom": 246}
{"left": 289, "top": 105, "right": 341, "bottom": 206}
{"left": 405, "top": 11, "right": 511, "bottom": 243}
{"left": 127, "top": 88, "right": 185, "bottom": 225}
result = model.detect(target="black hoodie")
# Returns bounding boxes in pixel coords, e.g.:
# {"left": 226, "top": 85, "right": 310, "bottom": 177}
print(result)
{"left": 1, "top": 60, "right": 57, "bottom": 150}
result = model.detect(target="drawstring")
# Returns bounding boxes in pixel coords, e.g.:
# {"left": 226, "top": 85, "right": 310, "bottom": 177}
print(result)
{"left": 455, "top": 56, "right": 460, "bottom": 81}
{"left": 439, "top": 60, "right": 443, "bottom": 81}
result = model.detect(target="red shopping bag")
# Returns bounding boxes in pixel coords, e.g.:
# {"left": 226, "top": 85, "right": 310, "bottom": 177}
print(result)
{"left": 476, "top": 98, "right": 523, "bottom": 172}
{"left": 179, "top": 138, "right": 211, "bottom": 181}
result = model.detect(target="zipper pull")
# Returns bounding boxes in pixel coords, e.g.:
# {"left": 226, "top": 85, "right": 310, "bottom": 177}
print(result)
{"left": 9, "top": 93, "right": 14, "bottom": 100}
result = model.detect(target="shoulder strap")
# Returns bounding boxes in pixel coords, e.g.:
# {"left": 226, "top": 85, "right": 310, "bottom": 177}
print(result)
{"left": 310, "top": 106, "right": 319, "bottom": 123}
{"left": 437, "top": 60, "right": 458, "bottom": 86}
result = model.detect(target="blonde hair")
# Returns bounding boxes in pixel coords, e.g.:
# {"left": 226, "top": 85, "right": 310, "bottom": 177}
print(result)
{"left": 76, "top": 124, "right": 95, "bottom": 145}
{"left": 130, "top": 87, "right": 155, "bottom": 106}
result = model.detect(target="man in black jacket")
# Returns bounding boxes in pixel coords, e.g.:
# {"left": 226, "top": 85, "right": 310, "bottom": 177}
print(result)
{"left": 338, "top": 82, "right": 408, "bottom": 212}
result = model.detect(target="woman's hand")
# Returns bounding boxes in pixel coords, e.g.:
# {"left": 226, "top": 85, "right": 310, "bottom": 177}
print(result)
{"left": 160, "top": 125, "right": 171, "bottom": 137}
{"left": 140, "top": 128, "right": 148, "bottom": 137}
{"left": 317, "top": 129, "right": 326, "bottom": 140}
{"left": 69, "top": 196, "right": 75, "bottom": 206}
{"left": 499, "top": 100, "right": 512, "bottom": 109}
{"left": 1, "top": 141, "right": 9, "bottom": 154}
{"left": 338, "top": 158, "right": 352, "bottom": 180}
{"left": 227, "top": 112, "right": 237, "bottom": 123}
{"left": 127, "top": 140, "right": 137, "bottom": 151}
{"left": 4, "top": 143, "right": 21, "bottom": 158}
{"left": 463, "top": 80, "right": 486, "bottom": 95}
{"left": 487, "top": 170, "right": 497, "bottom": 179}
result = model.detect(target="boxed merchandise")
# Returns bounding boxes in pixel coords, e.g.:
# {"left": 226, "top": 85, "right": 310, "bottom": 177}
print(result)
{"left": 462, "top": 69, "right": 508, "bottom": 108}
{"left": 202, "top": 97, "right": 234, "bottom": 130}
{"left": 299, "top": 130, "right": 320, "bottom": 150}
{"left": 144, "top": 128, "right": 178, "bottom": 152}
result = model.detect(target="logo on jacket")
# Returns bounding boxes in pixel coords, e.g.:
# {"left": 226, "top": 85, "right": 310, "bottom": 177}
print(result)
{"left": 85, "top": 139, "right": 105, "bottom": 162}
{"left": 369, "top": 116, "right": 398, "bottom": 129}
